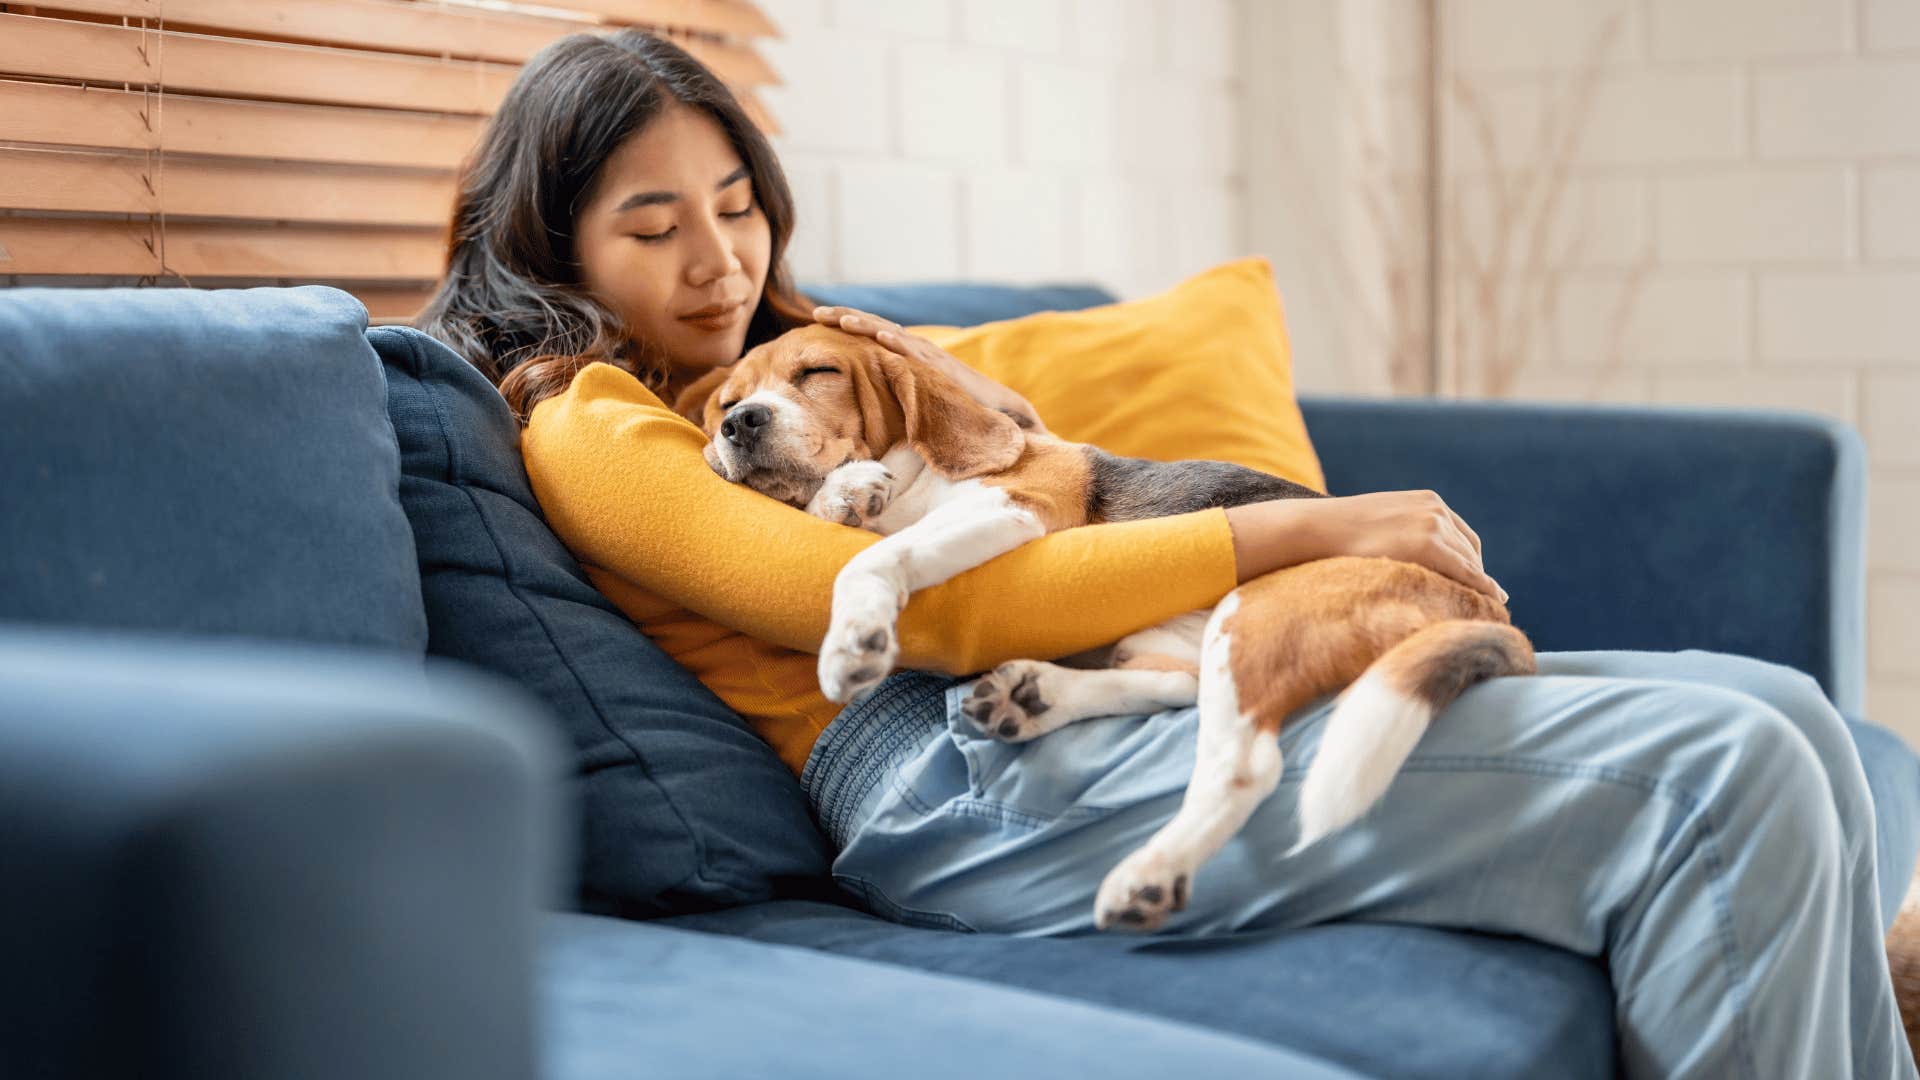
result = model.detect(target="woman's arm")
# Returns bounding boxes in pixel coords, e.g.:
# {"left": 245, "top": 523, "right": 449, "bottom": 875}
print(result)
{"left": 1225, "top": 493, "right": 1506, "bottom": 603}
{"left": 523, "top": 363, "right": 1236, "bottom": 676}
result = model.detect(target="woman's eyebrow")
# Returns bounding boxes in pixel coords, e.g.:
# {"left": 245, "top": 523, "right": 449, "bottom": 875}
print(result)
{"left": 612, "top": 166, "right": 751, "bottom": 213}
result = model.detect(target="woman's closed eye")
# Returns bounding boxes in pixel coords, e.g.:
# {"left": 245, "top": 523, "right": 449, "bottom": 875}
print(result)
{"left": 632, "top": 205, "right": 756, "bottom": 244}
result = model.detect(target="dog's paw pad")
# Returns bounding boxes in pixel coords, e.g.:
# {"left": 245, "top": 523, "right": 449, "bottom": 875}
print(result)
{"left": 818, "top": 617, "right": 899, "bottom": 703}
{"left": 1094, "top": 851, "right": 1191, "bottom": 933}
{"left": 962, "top": 661, "right": 1051, "bottom": 742}
{"left": 814, "top": 462, "right": 895, "bottom": 529}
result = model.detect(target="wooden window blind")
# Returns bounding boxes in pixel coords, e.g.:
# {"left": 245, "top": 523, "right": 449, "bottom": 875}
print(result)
{"left": 0, "top": 0, "right": 780, "bottom": 320}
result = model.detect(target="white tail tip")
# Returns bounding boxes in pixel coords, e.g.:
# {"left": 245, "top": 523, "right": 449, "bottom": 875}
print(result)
{"left": 1285, "top": 673, "right": 1432, "bottom": 856}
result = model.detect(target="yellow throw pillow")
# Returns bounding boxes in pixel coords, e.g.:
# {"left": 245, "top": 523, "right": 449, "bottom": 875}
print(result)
{"left": 915, "top": 257, "right": 1325, "bottom": 493}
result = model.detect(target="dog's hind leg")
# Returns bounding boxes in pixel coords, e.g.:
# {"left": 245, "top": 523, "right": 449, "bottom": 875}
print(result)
{"left": 1094, "top": 592, "right": 1289, "bottom": 932}
{"left": 963, "top": 609, "right": 1208, "bottom": 741}
{"left": 961, "top": 660, "right": 1199, "bottom": 742}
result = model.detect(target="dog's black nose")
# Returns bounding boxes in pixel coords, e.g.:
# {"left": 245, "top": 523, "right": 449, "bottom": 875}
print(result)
{"left": 721, "top": 402, "right": 771, "bottom": 449}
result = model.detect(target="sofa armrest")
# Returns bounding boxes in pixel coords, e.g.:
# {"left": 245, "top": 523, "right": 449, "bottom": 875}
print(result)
{"left": 0, "top": 626, "right": 560, "bottom": 1080}
{"left": 1298, "top": 397, "right": 1866, "bottom": 713}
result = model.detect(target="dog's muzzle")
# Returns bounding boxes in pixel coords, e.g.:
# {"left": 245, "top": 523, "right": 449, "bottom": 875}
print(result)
{"left": 720, "top": 402, "right": 772, "bottom": 454}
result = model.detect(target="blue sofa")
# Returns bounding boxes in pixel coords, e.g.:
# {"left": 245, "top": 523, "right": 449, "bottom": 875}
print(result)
{"left": 2, "top": 283, "right": 1914, "bottom": 1080}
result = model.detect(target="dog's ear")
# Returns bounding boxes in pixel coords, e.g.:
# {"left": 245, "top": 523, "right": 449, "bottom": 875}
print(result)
{"left": 672, "top": 365, "right": 735, "bottom": 431}
{"left": 847, "top": 346, "right": 907, "bottom": 456}
{"left": 876, "top": 350, "right": 1024, "bottom": 480}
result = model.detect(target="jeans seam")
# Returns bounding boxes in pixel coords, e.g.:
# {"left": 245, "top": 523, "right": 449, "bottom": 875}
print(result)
{"left": 833, "top": 872, "right": 978, "bottom": 933}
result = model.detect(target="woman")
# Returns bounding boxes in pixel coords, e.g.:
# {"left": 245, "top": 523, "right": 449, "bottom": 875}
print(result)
{"left": 419, "top": 30, "right": 1912, "bottom": 1078}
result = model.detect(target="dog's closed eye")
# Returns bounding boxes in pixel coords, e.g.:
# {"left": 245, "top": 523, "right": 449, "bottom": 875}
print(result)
{"left": 796, "top": 365, "right": 841, "bottom": 382}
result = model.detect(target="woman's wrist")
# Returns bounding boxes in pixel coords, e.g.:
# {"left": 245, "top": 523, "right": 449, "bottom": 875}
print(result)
{"left": 1224, "top": 499, "right": 1323, "bottom": 583}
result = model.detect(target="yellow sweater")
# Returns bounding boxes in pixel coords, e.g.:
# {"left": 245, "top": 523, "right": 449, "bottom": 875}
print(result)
{"left": 520, "top": 362, "right": 1241, "bottom": 775}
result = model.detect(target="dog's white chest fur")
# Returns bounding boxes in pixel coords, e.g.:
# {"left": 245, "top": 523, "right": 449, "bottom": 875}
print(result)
{"left": 865, "top": 445, "right": 968, "bottom": 535}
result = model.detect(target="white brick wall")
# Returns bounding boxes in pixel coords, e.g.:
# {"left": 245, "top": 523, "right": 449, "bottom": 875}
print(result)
{"left": 1426, "top": 0, "right": 1920, "bottom": 743}
{"left": 756, "top": 1, "right": 1920, "bottom": 743}
{"left": 1865, "top": 0, "right": 1920, "bottom": 52}
{"left": 1653, "top": 169, "right": 1851, "bottom": 263}
{"left": 757, "top": 0, "right": 1242, "bottom": 297}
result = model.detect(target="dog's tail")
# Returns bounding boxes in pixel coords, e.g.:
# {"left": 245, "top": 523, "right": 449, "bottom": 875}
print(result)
{"left": 1287, "top": 619, "right": 1534, "bottom": 854}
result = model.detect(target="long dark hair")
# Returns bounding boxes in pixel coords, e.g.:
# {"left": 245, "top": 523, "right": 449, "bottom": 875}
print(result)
{"left": 416, "top": 30, "right": 810, "bottom": 421}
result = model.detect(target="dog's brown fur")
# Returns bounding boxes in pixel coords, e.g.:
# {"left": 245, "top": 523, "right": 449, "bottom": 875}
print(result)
{"left": 1218, "top": 556, "right": 1530, "bottom": 740}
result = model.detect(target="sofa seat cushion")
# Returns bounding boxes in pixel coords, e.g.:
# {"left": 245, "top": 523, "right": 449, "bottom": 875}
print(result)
{"left": 376, "top": 326, "right": 831, "bottom": 916}
{"left": 664, "top": 901, "right": 1614, "bottom": 1080}
{"left": 0, "top": 286, "right": 424, "bottom": 652}
{"left": 541, "top": 912, "right": 1363, "bottom": 1080}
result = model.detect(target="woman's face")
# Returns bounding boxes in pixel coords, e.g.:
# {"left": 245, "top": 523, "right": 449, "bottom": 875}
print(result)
{"left": 574, "top": 100, "right": 771, "bottom": 380}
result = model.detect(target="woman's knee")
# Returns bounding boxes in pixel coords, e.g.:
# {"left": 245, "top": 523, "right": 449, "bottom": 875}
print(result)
{"left": 1648, "top": 683, "right": 1827, "bottom": 805}
{"left": 1648, "top": 682, "right": 1848, "bottom": 865}
{"left": 1669, "top": 653, "right": 1874, "bottom": 847}
{"left": 1671, "top": 650, "right": 1838, "bottom": 730}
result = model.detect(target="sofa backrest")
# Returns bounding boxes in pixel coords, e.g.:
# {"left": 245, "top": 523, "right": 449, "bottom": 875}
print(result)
{"left": 0, "top": 286, "right": 426, "bottom": 653}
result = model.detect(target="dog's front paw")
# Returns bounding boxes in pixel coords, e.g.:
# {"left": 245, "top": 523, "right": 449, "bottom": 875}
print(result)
{"left": 818, "top": 613, "right": 899, "bottom": 703}
{"left": 808, "top": 460, "right": 895, "bottom": 529}
{"left": 961, "top": 660, "right": 1054, "bottom": 741}
{"left": 1094, "top": 847, "right": 1193, "bottom": 933}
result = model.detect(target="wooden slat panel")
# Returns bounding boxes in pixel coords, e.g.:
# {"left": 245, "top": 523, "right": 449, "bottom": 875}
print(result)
{"left": 0, "top": 12, "right": 520, "bottom": 112}
{"left": 0, "top": 81, "right": 484, "bottom": 169}
{"left": 0, "top": 149, "right": 455, "bottom": 226}
{"left": 676, "top": 34, "right": 778, "bottom": 86}
{"left": 0, "top": 217, "right": 445, "bottom": 278}
{"left": 737, "top": 87, "right": 779, "bottom": 136}
{"left": 26, "top": 0, "right": 597, "bottom": 64}
{"left": 342, "top": 284, "right": 434, "bottom": 320}
{"left": 500, "top": 0, "right": 776, "bottom": 38}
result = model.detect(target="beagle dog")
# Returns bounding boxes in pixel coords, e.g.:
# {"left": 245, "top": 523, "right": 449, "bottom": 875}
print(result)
{"left": 678, "top": 325, "right": 1534, "bottom": 932}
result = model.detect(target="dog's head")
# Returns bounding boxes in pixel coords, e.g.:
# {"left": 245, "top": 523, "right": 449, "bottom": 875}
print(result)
{"left": 675, "top": 324, "right": 1023, "bottom": 505}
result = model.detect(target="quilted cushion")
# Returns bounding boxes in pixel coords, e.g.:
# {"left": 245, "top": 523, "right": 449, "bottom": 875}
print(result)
{"left": 375, "top": 326, "right": 831, "bottom": 915}
{"left": 0, "top": 286, "right": 424, "bottom": 652}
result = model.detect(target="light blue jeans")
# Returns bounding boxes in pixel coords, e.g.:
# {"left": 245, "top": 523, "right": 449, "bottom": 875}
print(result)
{"left": 803, "top": 651, "right": 1915, "bottom": 1079}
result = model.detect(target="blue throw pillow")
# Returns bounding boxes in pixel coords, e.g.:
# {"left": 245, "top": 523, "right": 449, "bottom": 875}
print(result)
{"left": 0, "top": 287, "right": 425, "bottom": 653}
{"left": 373, "top": 326, "right": 832, "bottom": 915}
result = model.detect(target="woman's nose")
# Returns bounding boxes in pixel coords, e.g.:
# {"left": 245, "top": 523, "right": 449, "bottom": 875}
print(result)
{"left": 684, "top": 213, "right": 742, "bottom": 286}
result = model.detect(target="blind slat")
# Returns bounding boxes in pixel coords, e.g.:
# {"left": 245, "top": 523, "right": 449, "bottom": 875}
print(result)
{"left": 676, "top": 35, "right": 778, "bottom": 87}
{"left": 0, "top": 81, "right": 485, "bottom": 169}
{"left": 0, "top": 217, "right": 445, "bottom": 278}
{"left": 342, "top": 284, "right": 434, "bottom": 320}
{"left": 32, "top": 0, "right": 605, "bottom": 65}
{"left": 496, "top": 0, "right": 776, "bottom": 38}
{"left": 111, "top": 0, "right": 783, "bottom": 50}
{"left": 0, "top": 149, "right": 455, "bottom": 226}
{"left": 0, "top": 13, "right": 519, "bottom": 113}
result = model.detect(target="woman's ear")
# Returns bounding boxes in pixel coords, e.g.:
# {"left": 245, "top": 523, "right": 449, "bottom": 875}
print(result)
{"left": 671, "top": 365, "right": 735, "bottom": 431}
{"left": 877, "top": 351, "right": 1024, "bottom": 480}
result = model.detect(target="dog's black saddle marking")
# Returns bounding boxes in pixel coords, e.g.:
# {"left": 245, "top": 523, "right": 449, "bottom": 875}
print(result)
{"left": 1087, "top": 448, "right": 1325, "bottom": 524}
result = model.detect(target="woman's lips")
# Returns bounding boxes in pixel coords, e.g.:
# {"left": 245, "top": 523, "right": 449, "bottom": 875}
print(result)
{"left": 679, "top": 299, "right": 747, "bottom": 331}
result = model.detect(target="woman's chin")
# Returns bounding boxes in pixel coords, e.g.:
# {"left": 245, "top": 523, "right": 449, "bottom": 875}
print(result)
{"left": 666, "top": 327, "right": 749, "bottom": 371}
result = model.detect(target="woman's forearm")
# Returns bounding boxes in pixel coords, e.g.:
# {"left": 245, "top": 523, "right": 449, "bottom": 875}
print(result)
{"left": 1225, "top": 493, "right": 1506, "bottom": 602}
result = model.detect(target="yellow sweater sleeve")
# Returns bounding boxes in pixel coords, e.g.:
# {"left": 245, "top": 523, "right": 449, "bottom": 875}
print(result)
{"left": 521, "top": 363, "right": 1240, "bottom": 675}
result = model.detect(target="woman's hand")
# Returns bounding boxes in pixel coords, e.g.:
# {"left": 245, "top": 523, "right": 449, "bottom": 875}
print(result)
{"left": 1225, "top": 490, "right": 1507, "bottom": 604}
{"left": 813, "top": 305, "right": 1048, "bottom": 433}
